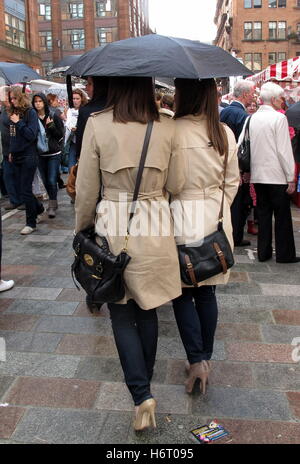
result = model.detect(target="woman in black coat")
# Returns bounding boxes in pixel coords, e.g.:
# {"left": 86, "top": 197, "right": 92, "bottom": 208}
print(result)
{"left": 32, "top": 93, "right": 64, "bottom": 218}
{"left": 8, "top": 86, "right": 44, "bottom": 235}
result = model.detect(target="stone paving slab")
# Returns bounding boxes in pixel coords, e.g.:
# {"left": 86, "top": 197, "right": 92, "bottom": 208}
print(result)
{"left": 0, "top": 331, "right": 63, "bottom": 353}
{"left": 252, "top": 363, "right": 300, "bottom": 391}
{"left": 4, "top": 377, "right": 101, "bottom": 409}
{"left": 191, "top": 386, "right": 292, "bottom": 421}
{"left": 34, "top": 315, "right": 111, "bottom": 335}
{"left": 4, "top": 300, "right": 78, "bottom": 316}
{"left": 0, "top": 352, "right": 81, "bottom": 378}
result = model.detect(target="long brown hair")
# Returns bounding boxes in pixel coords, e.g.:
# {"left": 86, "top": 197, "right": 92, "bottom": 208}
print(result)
{"left": 106, "top": 76, "right": 159, "bottom": 124}
{"left": 8, "top": 86, "right": 31, "bottom": 117}
{"left": 174, "top": 78, "right": 228, "bottom": 157}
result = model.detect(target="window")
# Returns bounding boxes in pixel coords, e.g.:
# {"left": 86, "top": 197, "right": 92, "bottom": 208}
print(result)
{"left": 39, "top": 31, "right": 52, "bottom": 51}
{"left": 278, "top": 52, "right": 286, "bottom": 61}
{"left": 69, "top": 3, "right": 84, "bottom": 18}
{"left": 269, "top": 52, "right": 277, "bottom": 64}
{"left": 297, "top": 0, "right": 300, "bottom": 7}
{"left": 96, "top": 27, "right": 118, "bottom": 45}
{"left": 244, "top": 22, "right": 261, "bottom": 40}
{"left": 5, "top": 13, "right": 26, "bottom": 49}
{"left": 38, "top": 1, "right": 51, "bottom": 20}
{"left": 61, "top": 1, "right": 84, "bottom": 19}
{"left": 244, "top": 22, "right": 252, "bottom": 39}
{"left": 244, "top": 53, "right": 252, "bottom": 69}
{"left": 278, "top": 21, "right": 286, "bottom": 39}
{"left": 297, "top": 23, "right": 300, "bottom": 40}
{"left": 269, "top": 0, "right": 286, "bottom": 6}
{"left": 253, "top": 0, "right": 262, "bottom": 6}
{"left": 253, "top": 53, "right": 262, "bottom": 71}
{"left": 244, "top": 53, "right": 262, "bottom": 71}
{"left": 253, "top": 22, "right": 262, "bottom": 40}
{"left": 42, "top": 61, "right": 53, "bottom": 77}
{"left": 269, "top": 21, "right": 286, "bottom": 39}
{"left": 95, "top": 0, "right": 117, "bottom": 17}
{"left": 62, "top": 29, "right": 85, "bottom": 49}
{"left": 244, "top": 0, "right": 252, "bottom": 7}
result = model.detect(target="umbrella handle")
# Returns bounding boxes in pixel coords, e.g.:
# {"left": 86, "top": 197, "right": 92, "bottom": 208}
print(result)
{"left": 22, "top": 83, "right": 26, "bottom": 93}
{"left": 67, "top": 74, "right": 73, "bottom": 108}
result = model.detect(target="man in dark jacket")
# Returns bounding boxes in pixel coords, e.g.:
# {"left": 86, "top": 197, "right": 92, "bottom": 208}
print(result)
{"left": 220, "top": 80, "right": 255, "bottom": 247}
{"left": 76, "top": 76, "right": 108, "bottom": 159}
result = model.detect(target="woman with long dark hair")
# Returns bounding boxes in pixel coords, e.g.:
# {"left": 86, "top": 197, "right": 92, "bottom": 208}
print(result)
{"left": 75, "top": 76, "right": 185, "bottom": 431}
{"left": 172, "top": 78, "right": 240, "bottom": 394}
{"left": 32, "top": 93, "right": 64, "bottom": 218}
{"left": 65, "top": 88, "right": 88, "bottom": 172}
{"left": 8, "top": 86, "right": 44, "bottom": 235}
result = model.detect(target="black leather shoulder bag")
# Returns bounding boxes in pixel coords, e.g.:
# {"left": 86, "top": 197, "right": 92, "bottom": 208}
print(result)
{"left": 71, "top": 121, "right": 153, "bottom": 310}
{"left": 237, "top": 115, "right": 251, "bottom": 173}
{"left": 177, "top": 146, "right": 234, "bottom": 286}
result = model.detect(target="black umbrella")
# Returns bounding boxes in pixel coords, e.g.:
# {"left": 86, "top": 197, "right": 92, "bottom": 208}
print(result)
{"left": 66, "top": 34, "right": 252, "bottom": 79}
{"left": 49, "top": 55, "right": 82, "bottom": 75}
{"left": 0, "top": 62, "right": 41, "bottom": 84}
{"left": 286, "top": 101, "right": 300, "bottom": 129}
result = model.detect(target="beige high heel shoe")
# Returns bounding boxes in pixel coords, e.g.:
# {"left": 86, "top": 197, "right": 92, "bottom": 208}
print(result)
{"left": 134, "top": 398, "right": 157, "bottom": 431}
{"left": 185, "top": 361, "right": 210, "bottom": 394}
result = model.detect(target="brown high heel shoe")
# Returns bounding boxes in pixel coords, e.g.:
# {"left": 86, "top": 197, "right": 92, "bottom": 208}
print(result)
{"left": 185, "top": 361, "right": 210, "bottom": 394}
{"left": 134, "top": 398, "right": 157, "bottom": 431}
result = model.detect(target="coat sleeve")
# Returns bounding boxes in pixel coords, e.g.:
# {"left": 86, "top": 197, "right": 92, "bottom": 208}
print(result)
{"left": 223, "top": 126, "right": 240, "bottom": 206}
{"left": 15, "top": 108, "right": 38, "bottom": 143}
{"left": 275, "top": 115, "right": 295, "bottom": 182}
{"left": 75, "top": 117, "right": 101, "bottom": 232}
{"left": 165, "top": 133, "right": 186, "bottom": 195}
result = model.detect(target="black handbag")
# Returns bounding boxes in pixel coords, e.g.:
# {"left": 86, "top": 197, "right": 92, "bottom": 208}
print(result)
{"left": 71, "top": 121, "right": 153, "bottom": 311}
{"left": 237, "top": 115, "right": 251, "bottom": 173}
{"left": 177, "top": 146, "right": 234, "bottom": 286}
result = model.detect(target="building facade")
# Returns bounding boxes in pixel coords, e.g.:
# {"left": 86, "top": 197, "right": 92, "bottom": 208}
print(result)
{"left": 214, "top": 0, "right": 300, "bottom": 73}
{"left": 0, "top": 0, "right": 41, "bottom": 69}
{"left": 38, "top": 0, "right": 151, "bottom": 76}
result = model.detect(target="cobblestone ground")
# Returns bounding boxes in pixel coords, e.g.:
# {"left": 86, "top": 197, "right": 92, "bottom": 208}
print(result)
{"left": 0, "top": 187, "right": 299, "bottom": 444}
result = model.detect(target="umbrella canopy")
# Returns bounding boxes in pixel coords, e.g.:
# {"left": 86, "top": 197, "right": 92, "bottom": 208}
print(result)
{"left": 286, "top": 101, "right": 300, "bottom": 129}
{"left": 66, "top": 34, "right": 252, "bottom": 79}
{"left": 0, "top": 62, "right": 40, "bottom": 84}
{"left": 49, "top": 55, "right": 82, "bottom": 75}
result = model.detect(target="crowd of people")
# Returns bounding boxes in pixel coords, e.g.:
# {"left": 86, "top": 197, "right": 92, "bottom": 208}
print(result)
{"left": 0, "top": 74, "right": 299, "bottom": 432}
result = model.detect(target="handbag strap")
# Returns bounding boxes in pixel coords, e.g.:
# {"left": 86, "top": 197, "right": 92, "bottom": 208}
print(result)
{"left": 218, "top": 132, "right": 230, "bottom": 226}
{"left": 123, "top": 121, "right": 154, "bottom": 250}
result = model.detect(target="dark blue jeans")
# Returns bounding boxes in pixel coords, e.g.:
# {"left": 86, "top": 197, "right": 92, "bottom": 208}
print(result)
{"left": 38, "top": 155, "right": 61, "bottom": 201}
{"left": 13, "top": 155, "right": 43, "bottom": 228}
{"left": 3, "top": 157, "right": 22, "bottom": 206}
{"left": 108, "top": 300, "right": 158, "bottom": 406}
{"left": 172, "top": 286, "right": 218, "bottom": 363}
{"left": 68, "top": 142, "right": 77, "bottom": 172}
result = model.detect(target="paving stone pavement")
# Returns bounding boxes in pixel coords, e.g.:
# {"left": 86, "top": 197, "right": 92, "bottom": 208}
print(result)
{"left": 0, "top": 189, "right": 300, "bottom": 445}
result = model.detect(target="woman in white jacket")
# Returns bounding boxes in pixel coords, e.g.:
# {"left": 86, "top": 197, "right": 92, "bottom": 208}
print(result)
{"left": 64, "top": 89, "right": 88, "bottom": 172}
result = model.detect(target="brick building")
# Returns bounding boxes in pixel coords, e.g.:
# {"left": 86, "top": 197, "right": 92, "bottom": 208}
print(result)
{"left": 0, "top": 0, "right": 41, "bottom": 70}
{"left": 214, "top": 0, "right": 300, "bottom": 73}
{"left": 38, "top": 0, "right": 151, "bottom": 76}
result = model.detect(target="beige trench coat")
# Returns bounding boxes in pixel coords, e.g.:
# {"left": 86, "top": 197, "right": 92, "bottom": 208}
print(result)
{"left": 172, "top": 114, "right": 240, "bottom": 286}
{"left": 75, "top": 109, "right": 185, "bottom": 310}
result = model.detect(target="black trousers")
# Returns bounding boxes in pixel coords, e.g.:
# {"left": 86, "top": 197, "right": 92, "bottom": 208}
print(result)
{"left": 231, "top": 183, "right": 251, "bottom": 245}
{"left": 172, "top": 286, "right": 218, "bottom": 363}
{"left": 108, "top": 299, "right": 158, "bottom": 406}
{"left": 254, "top": 184, "right": 296, "bottom": 262}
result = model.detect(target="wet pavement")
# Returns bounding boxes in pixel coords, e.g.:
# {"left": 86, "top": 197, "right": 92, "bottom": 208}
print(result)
{"left": 0, "top": 187, "right": 299, "bottom": 444}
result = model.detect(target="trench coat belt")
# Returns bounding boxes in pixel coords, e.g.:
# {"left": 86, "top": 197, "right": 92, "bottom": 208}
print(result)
{"left": 172, "top": 187, "right": 222, "bottom": 201}
{"left": 102, "top": 188, "right": 165, "bottom": 201}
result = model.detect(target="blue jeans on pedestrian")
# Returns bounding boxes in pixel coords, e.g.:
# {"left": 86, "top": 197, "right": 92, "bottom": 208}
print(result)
{"left": 108, "top": 299, "right": 158, "bottom": 406}
{"left": 38, "top": 155, "right": 61, "bottom": 201}
{"left": 172, "top": 286, "right": 218, "bottom": 363}
{"left": 13, "top": 155, "right": 43, "bottom": 228}
{"left": 3, "top": 157, "right": 22, "bottom": 206}
{"left": 68, "top": 142, "right": 77, "bottom": 172}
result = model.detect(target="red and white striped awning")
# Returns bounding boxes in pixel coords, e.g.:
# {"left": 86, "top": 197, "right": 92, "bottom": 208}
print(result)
{"left": 246, "top": 57, "right": 300, "bottom": 85}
